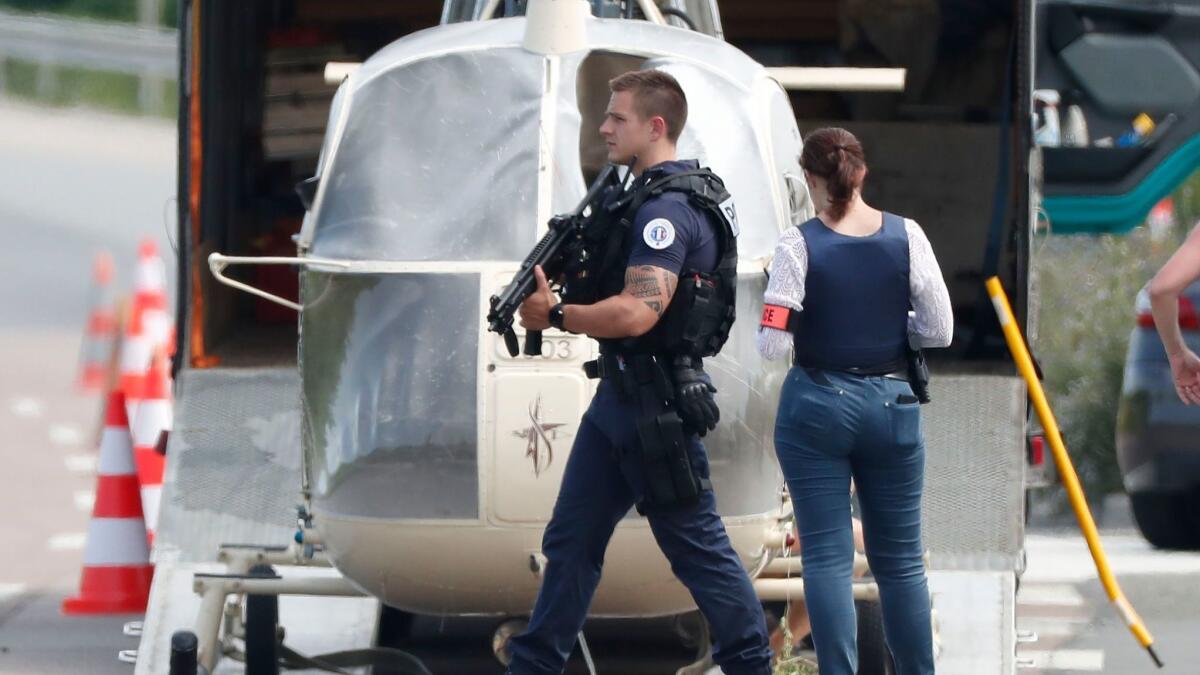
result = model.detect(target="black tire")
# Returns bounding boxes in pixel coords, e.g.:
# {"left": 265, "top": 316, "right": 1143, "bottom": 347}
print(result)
{"left": 1130, "top": 492, "right": 1200, "bottom": 550}
{"left": 244, "top": 564, "right": 280, "bottom": 675}
{"left": 855, "top": 598, "right": 895, "bottom": 675}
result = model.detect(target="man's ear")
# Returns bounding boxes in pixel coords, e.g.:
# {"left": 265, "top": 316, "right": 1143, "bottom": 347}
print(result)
{"left": 650, "top": 116, "right": 668, "bottom": 141}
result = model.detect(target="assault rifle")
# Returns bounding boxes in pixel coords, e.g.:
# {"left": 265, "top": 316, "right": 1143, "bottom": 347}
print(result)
{"left": 487, "top": 164, "right": 624, "bottom": 357}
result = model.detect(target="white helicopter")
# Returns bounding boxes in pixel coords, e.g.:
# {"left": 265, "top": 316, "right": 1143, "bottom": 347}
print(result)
{"left": 289, "top": 0, "right": 802, "bottom": 618}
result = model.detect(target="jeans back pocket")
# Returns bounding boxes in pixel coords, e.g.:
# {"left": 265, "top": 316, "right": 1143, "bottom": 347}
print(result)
{"left": 778, "top": 370, "right": 843, "bottom": 439}
{"left": 887, "top": 398, "right": 922, "bottom": 448}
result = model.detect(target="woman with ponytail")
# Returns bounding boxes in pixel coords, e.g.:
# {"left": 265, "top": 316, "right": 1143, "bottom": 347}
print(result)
{"left": 757, "top": 128, "right": 953, "bottom": 674}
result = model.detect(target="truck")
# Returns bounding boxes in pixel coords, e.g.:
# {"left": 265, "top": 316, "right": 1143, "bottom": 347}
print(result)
{"left": 136, "top": 1, "right": 1084, "bottom": 672}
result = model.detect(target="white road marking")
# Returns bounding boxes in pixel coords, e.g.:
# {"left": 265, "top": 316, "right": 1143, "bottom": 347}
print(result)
{"left": 65, "top": 454, "right": 98, "bottom": 473}
{"left": 1024, "top": 533, "right": 1200, "bottom": 582}
{"left": 1016, "top": 648, "right": 1104, "bottom": 671}
{"left": 49, "top": 423, "right": 84, "bottom": 447}
{"left": 48, "top": 532, "right": 86, "bottom": 551}
{"left": 1017, "top": 583, "right": 1086, "bottom": 608}
{"left": 73, "top": 490, "right": 95, "bottom": 512}
{"left": 1016, "top": 616, "right": 1093, "bottom": 639}
{"left": 10, "top": 397, "right": 45, "bottom": 418}
{"left": 0, "top": 582, "right": 26, "bottom": 602}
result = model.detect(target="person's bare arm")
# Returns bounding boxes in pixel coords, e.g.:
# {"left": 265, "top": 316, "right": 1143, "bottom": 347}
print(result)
{"left": 1148, "top": 224, "right": 1200, "bottom": 404}
{"left": 517, "top": 265, "right": 678, "bottom": 339}
{"left": 564, "top": 265, "right": 678, "bottom": 338}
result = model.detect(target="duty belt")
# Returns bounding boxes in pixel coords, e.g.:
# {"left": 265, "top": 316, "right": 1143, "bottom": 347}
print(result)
{"left": 796, "top": 359, "right": 909, "bottom": 386}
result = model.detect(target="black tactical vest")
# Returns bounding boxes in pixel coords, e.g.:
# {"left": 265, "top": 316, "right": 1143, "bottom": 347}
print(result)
{"left": 589, "top": 168, "right": 739, "bottom": 358}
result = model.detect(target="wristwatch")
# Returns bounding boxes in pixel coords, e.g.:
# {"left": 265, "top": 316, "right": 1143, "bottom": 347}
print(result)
{"left": 548, "top": 303, "right": 567, "bottom": 331}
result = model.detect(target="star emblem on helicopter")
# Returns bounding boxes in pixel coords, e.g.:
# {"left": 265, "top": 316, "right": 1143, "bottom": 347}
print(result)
{"left": 513, "top": 395, "right": 571, "bottom": 477}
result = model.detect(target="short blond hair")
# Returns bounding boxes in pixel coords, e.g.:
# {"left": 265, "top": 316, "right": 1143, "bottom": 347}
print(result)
{"left": 609, "top": 69, "right": 688, "bottom": 143}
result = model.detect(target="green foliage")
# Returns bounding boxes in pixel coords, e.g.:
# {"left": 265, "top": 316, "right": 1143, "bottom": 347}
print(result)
{"left": 0, "top": 0, "right": 176, "bottom": 26}
{"left": 54, "top": 65, "right": 142, "bottom": 113}
{"left": 2, "top": 59, "right": 39, "bottom": 97}
{"left": 0, "top": 0, "right": 136, "bottom": 22}
{"left": 1034, "top": 170, "right": 1200, "bottom": 504}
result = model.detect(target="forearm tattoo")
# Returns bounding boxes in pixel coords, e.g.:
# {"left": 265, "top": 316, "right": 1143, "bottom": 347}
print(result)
{"left": 625, "top": 265, "right": 677, "bottom": 317}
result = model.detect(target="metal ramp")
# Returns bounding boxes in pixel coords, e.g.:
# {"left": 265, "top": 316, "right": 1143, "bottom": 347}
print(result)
{"left": 155, "top": 366, "right": 304, "bottom": 563}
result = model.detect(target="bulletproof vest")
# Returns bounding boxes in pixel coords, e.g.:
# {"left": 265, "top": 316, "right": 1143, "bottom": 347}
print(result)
{"left": 792, "top": 212, "right": 911, "bottom": 370}
{"left": 592, "top": 168, "right": 739, "bottom": 358}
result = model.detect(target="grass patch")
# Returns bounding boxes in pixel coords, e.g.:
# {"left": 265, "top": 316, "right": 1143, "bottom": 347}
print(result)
{"left": 54, "top": 65, "right": 142, "bottom": 114}
{"left": 3, "top": 59, "right": 39, "bottom": 98}
{"left": 2, "top": 57, "right": 176, "bottom": 118}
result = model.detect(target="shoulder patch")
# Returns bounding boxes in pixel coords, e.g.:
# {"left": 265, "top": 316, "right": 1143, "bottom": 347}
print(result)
{"left": 719, "top": 195, "right": 740, "bottom": 236}
{"left": 642, "top": 218, "right": 677, "bottom": 250}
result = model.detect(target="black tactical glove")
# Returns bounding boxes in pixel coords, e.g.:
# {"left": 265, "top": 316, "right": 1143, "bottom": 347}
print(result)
{"left": 672, "top": 356, "right": 720, "bottom": 437}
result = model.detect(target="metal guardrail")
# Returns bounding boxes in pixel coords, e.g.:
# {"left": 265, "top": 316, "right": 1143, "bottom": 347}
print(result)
{"left": 0, "top": 9, "right": 177, "bottom": 78}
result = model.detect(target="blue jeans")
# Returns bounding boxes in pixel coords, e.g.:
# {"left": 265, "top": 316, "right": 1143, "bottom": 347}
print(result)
{"left": 507, "top": 381, "right": 772, "bottom": 675}
{"left": 774, "top": 367, "right": 934, "bottom": 675}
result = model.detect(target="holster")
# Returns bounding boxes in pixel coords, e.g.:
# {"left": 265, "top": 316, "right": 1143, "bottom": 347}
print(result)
{"left": 906, "top": 346, "right": 931, "bottom": 404}
{"left": 586, "top": 354, "right": 711, "bottom": 509}
{"left": 635, "top": 410, "right": 704, "bottom": 509}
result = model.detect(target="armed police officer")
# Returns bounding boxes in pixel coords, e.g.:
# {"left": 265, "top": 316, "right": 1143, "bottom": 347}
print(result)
{"left": 506, "top": 70, "right": 773, "bottom": 675}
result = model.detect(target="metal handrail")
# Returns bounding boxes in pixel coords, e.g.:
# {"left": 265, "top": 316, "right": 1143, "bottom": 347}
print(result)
{"left": 0, "top": 9, "right": 177, "bottom": 77}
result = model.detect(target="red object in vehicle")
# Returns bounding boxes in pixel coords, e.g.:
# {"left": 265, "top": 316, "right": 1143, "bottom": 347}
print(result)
{"left": 1136, "top": 296, "right": 1198, "bottom": 330}
{"left": 1028, "top": 434, "right": 1045, "bottom": 467}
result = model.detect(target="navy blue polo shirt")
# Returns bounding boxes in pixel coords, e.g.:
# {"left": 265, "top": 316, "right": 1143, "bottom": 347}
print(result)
{"left": 625, "top": 160, "right": 721, "bottom": 276}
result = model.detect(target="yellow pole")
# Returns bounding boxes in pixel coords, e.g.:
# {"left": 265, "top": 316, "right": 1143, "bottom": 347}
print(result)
{"left": 986, "top": 277, "right": 1162, "bottom": 668}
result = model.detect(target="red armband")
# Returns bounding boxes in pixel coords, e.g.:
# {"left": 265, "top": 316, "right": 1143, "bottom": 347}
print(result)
{"left": 760, "top": 304, "right": 792, "bottom": 330}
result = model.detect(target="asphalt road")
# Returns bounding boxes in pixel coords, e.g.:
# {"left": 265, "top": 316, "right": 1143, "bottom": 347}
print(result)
{"left": 2, "top": 97, "right": 1200, "bottom": 675}
{"left": 0, "top": 98, "right": 173, "bottom": 674}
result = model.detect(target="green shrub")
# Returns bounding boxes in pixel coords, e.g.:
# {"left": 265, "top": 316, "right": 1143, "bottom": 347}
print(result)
{"left": 1033, "top": 171, "right": 1200, "bottom": 506}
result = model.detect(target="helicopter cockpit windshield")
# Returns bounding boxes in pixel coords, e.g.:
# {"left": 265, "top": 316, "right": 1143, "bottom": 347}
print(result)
{"left": 441, "top": 0, "right": 722, "bottom": 38}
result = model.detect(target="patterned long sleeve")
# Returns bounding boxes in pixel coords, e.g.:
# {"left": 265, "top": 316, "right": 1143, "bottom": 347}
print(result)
{"left": 756, "top": 228, "right": 807, "bottom": 361}
{"left": 905, "top": 219, "right": 954, "bottom": 348}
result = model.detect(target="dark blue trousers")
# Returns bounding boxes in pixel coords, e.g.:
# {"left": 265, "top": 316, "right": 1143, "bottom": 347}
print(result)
{"left": 507, "top": 381, "right": 772, "bottom": 675}
{"left": 774, "top": 367, "right": 934, "bottom": 675}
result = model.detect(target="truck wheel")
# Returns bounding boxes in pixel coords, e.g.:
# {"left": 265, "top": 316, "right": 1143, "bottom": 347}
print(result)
{"left": 244, "top": 564, "right": 280, "bottom": 675}
{"left": 1130, "top": 492, "right": 1200, "bottom": 550}
{"left": 855, "top": 598, "right": 895, "bottom": 675}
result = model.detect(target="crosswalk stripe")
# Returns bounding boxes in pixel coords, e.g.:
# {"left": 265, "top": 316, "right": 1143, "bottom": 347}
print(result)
{"left": 65, "top": 454, "right": 98, "bottom": 473}
{"left": 48, "top": 532, "right": 86, "bottom": 551}
{"left": 73, "top": 490, "right": 95, "bottom": 512}
{"left": 1016, "top": 616, "right": 1092, "bottom": 639}
{"left": 10, "top": 396, "right": 45, "bottom": 418}
{"left": 49, "top": 423, "right": 84, "bottom": 447}
{"left": 0, "top": 583, "right": 26, "bottom": 602}
{"left": 1017, "top": 648, "right": 1104, "bottom": 671}
{"left": 1017, "top": 583, "right": 1085, "bottom": 608}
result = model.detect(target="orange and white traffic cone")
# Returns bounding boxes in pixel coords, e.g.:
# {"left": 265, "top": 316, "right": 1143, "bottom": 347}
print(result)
{"left": 63, "top": 391, "right": 153, "bottom": 615}
{"left": 77, "top": 252, "right": 117, "bottom": 392}
{"left": 118, "top": 305, "right": 150, "bottom": 422}
{"left": 120, "top": 239, "right": 171, "bottom": 420}
{"left": 132, "top": 348, "right": 171, "bottom": 546}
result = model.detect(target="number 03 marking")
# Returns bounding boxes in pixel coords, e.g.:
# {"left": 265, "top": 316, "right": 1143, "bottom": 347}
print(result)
{"left": 527, "top": 339, "right": 574, "bottom": 360}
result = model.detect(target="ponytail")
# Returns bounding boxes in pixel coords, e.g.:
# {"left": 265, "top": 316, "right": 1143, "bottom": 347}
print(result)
{"left": 799, "top": 128, "right": 867, "bottom": 220}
